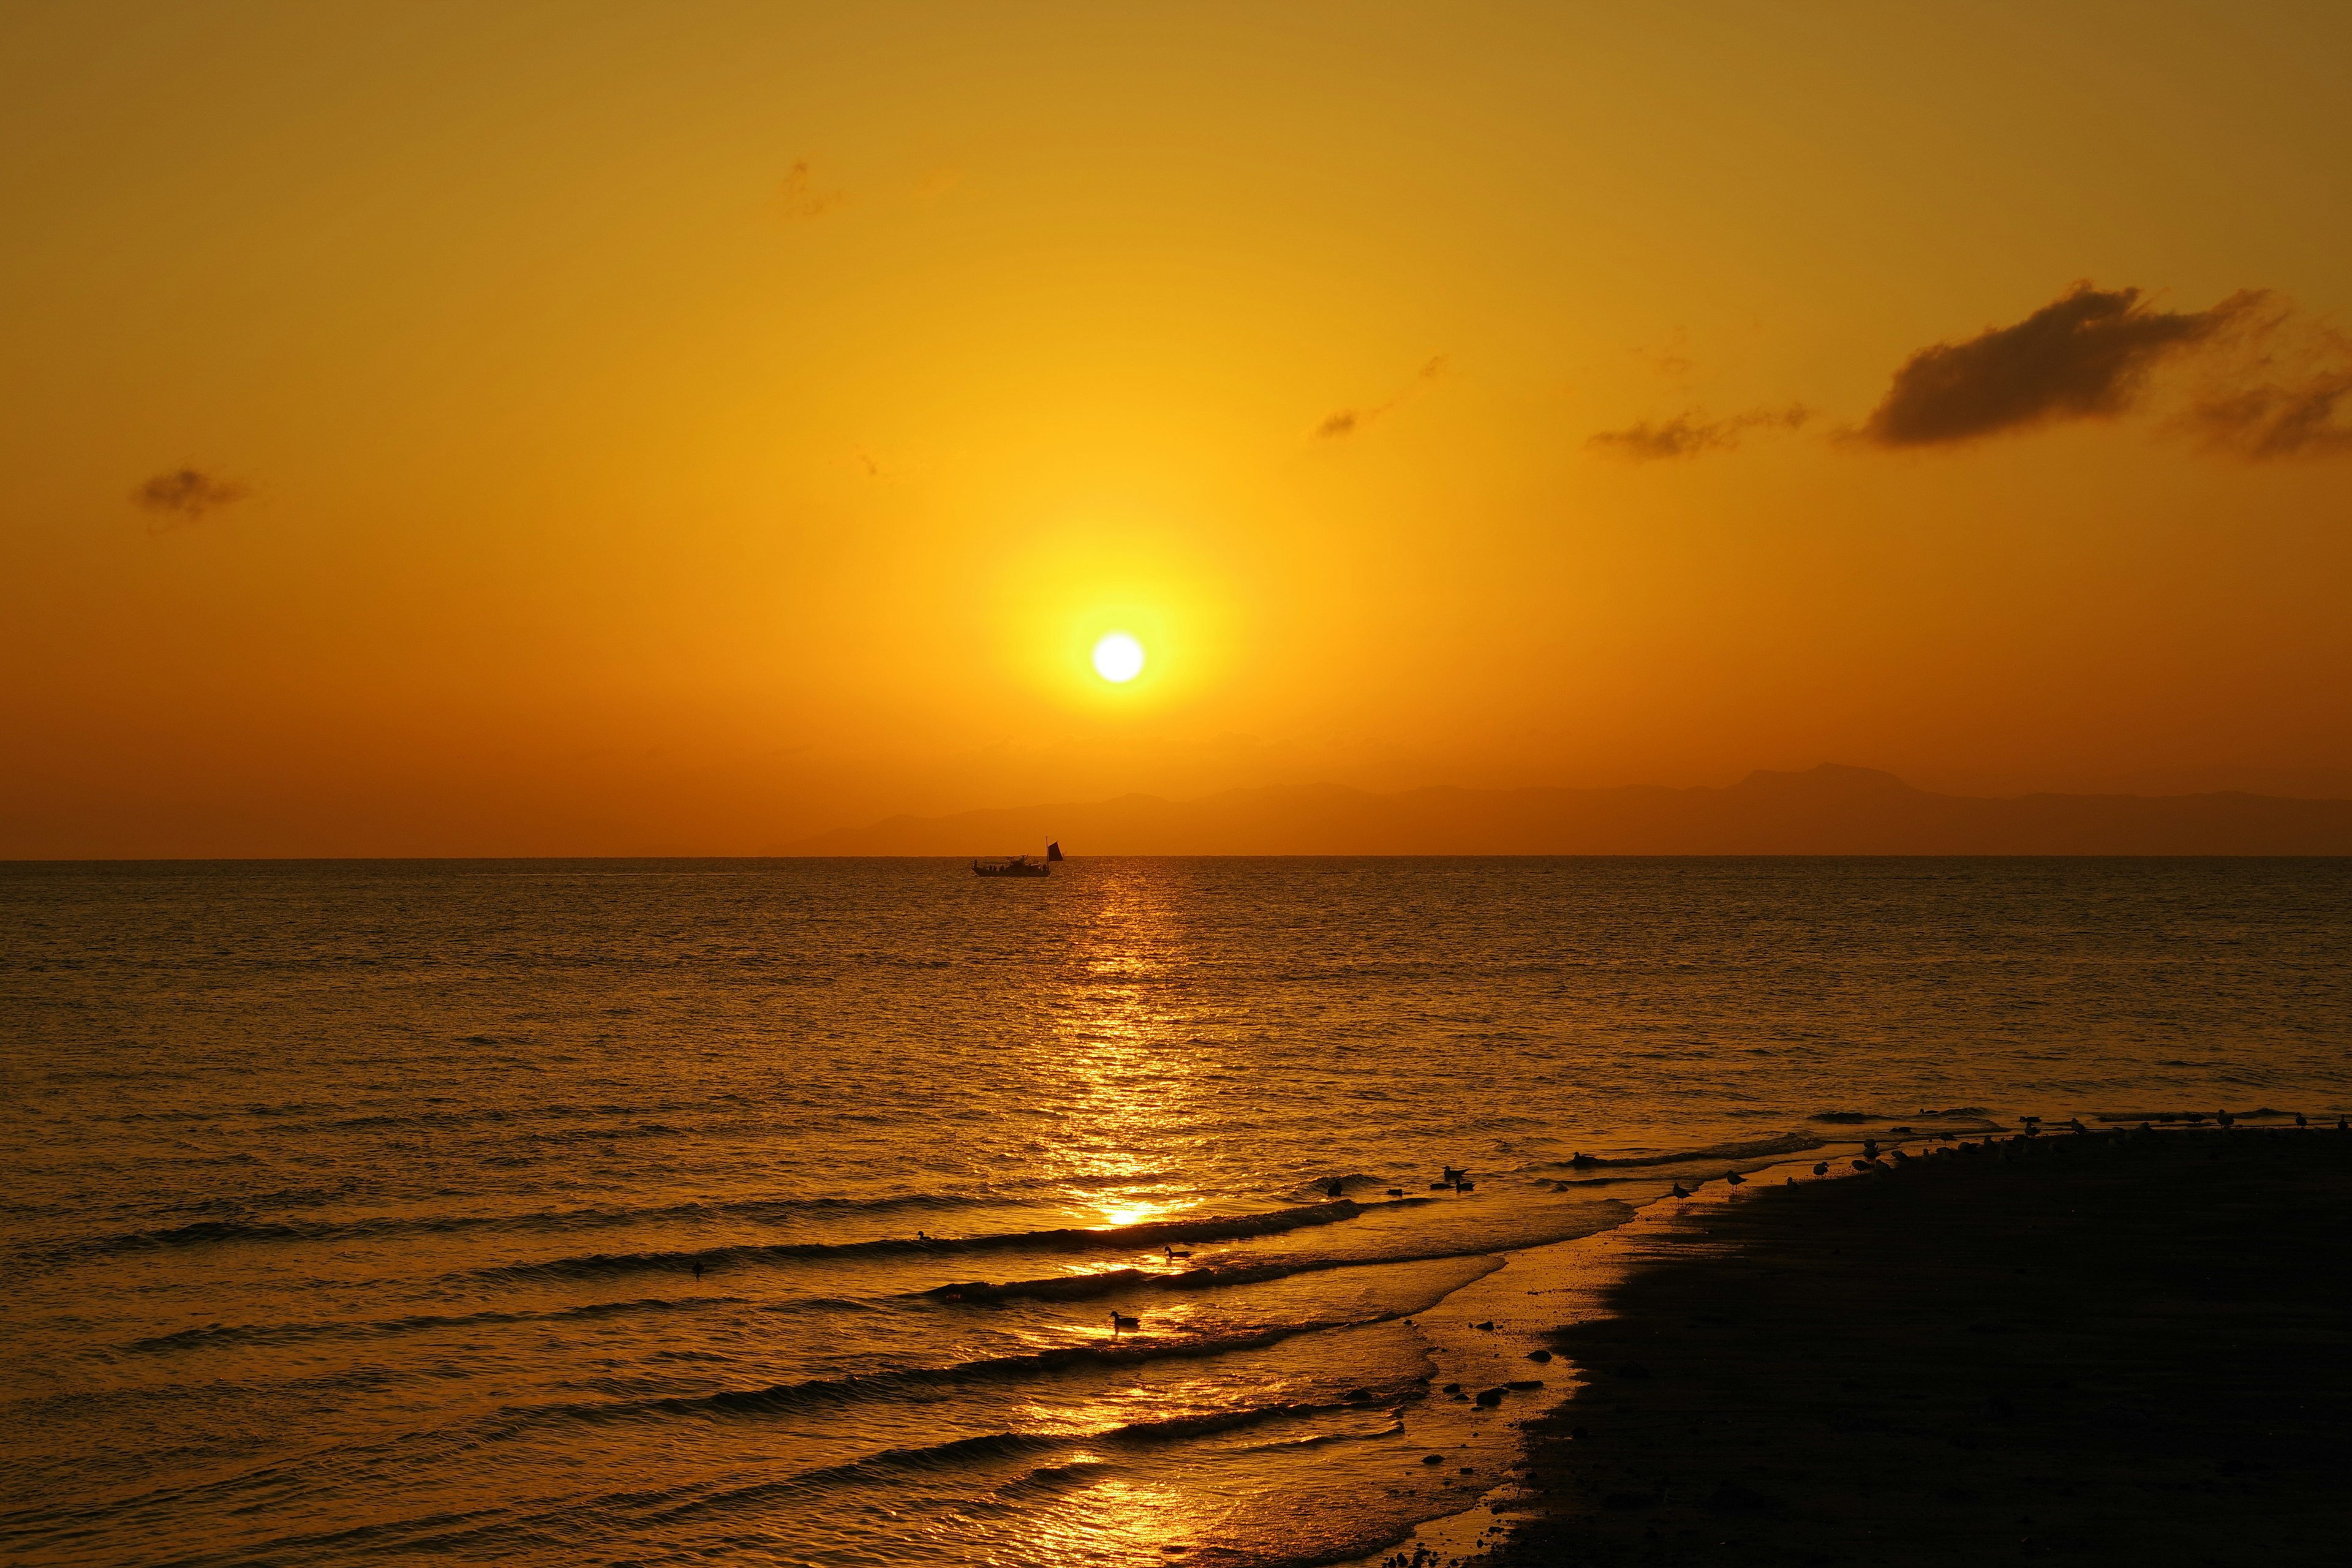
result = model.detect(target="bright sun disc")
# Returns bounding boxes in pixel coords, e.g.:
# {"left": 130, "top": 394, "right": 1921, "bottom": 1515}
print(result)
{"left": 1091, "top": 632, "right": 1145, "bottom": 683}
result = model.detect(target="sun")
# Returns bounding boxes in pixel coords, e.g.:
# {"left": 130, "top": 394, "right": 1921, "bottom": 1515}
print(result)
{"left": 1091, "top": 631, "right": 1146, "bottom": 684}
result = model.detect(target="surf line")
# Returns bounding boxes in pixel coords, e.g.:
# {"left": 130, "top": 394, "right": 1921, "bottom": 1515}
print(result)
{"left": 1330, "top": 1155, "right": 1855, "bottom": 1568}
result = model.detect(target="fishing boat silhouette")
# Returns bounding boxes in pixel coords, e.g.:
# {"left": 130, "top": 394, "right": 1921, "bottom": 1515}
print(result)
{"left": 973, "top": 842, "right": 1061, "bottom": 878}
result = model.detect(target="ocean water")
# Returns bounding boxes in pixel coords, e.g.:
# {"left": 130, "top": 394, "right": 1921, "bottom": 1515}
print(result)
{"left": 3, "top": 857, "right": 2347, "bottom": 1567}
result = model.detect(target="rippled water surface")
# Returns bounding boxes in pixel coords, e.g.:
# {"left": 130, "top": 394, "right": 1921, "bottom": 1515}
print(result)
{"left": 3, "top": 858, "right": 2347, "bottom": 1565}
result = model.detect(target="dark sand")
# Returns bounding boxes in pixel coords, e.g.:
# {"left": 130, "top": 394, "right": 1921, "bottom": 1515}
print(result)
{"left": 1486, "top": 1127, "right": 2352, "bottom": 1567}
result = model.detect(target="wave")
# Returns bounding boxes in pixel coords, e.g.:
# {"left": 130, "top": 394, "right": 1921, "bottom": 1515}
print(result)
{"left": 475, "top": 1197, "right": 1403, "bottom": 1284}
{"left": 494, "top": 1315, "right": 1403, "bottom": 1440}
{"left": 1812, "top": 1106, "right": 1989, "bottom": 1123}
{"left": 627, "top": 1391, "right": 1420, "bottom": 1525}
{"left": 30, "top": 1189, "right": 1030, "bottom": 1266}
{"left": 120, "top": 1292, "right": 747, "bottom": 1355}
{"left": 922, "top": 1244, "right": 1515, "bottom": 1307}
{"left": 1522, "top": 1131, "right": 1825, "bottom": 1175}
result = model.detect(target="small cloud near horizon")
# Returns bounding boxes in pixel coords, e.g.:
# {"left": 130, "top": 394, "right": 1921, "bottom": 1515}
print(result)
{"left": 774, "top": 160, "right": 846, "bottom": 221}
{"left": 1586, "top": 403, "right": 1811, "bottom": 462}
{"left": 131, "top": 467, "right": 247, "bottom": 530}
{"left": 1313, "top": 355, "right": 1449, "bottom": 441}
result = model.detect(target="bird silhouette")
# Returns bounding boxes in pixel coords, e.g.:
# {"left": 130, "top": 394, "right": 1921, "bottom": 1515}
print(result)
{"left": 1670, "top": 1182, "right": 1691, "bottom": 1198}
{"left": 1108, "top": 1311, "right": 1140, "bottom": 1336}
{"left": 1724, "top": 1172, "right": 1746, "bottom": 1186}
{"left": 1812, "top": 1163, "right": 1829, "bottom": 1175}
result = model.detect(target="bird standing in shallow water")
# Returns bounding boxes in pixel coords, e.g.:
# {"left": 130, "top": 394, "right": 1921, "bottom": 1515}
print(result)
{"left": 1724, "top": 1172, "right": 1746, "bottom": 1186}
{"left": 1670, "top": 1182, "right": 1691, "bottom": 1199}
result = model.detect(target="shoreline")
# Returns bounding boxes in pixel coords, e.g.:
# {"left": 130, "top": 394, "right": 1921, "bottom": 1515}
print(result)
{"left": 1472, "top": 1125, "right": 2352, "bottom": 1566}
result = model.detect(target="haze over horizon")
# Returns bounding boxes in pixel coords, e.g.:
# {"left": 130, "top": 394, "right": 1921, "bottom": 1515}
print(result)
{"left": 790, "top": 763, "right": 2352, "bottom": 858}
{"left": 6, "top": 4, "right": 2350, "bottom": 858}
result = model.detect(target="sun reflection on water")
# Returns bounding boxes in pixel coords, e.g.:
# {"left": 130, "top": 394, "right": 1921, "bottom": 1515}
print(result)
{"left": 1022, "top": 866, "right": 1212, "bottom": 1234}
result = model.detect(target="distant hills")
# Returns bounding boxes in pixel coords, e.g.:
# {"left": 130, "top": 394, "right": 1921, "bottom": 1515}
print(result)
{"left": 786, "top": 765, "right": 2352, "bottom": 856}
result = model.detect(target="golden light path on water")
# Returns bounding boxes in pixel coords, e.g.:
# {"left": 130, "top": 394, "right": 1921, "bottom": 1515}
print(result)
{"left": 1011, "top": 868, "right": 1237, "bottom": 1560}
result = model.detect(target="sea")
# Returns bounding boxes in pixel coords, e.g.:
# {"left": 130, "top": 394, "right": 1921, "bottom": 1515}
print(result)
{"left": 3, "top": 857, "right": 2348, "bottom": 1567}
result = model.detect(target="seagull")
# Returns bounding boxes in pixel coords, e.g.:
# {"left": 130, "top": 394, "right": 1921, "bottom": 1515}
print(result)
{"left": 1724, "top": 1172, "right": 1746, "bottom": 1186}
{"left": 2295, "top": 1113, "right": 2308, "bottom": 1128}
{"left": 1812, "top": 1163, "right": 1829, "bottom": 1175}
{"left": 1108, "top": 1311, "right": 1140, "bottom": 1336}
{"left": 1670, "top": 1182, "right": 1691, "bottom": 1199}
{"left": 1442, "top": 1166, "right": 1467, "bottom": 1184}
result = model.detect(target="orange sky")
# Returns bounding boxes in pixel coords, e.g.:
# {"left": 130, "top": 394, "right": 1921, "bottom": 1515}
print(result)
{"left": 5, "top": 2, "right": 2350, "bottom": 856}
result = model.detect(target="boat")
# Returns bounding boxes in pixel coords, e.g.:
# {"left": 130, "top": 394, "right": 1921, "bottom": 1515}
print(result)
{"left": 974, "top": 843, "right": 1058, "bottom": 878}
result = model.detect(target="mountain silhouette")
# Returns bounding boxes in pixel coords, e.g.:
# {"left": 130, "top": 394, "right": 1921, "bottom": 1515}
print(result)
{"left": 785, "top": 765, "right": 2352, "bottom": 856}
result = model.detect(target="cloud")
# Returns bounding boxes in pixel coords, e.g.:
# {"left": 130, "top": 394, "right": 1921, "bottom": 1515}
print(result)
{"left": 1858, "top": 283, "right": 2253, "bottom": 447}
{"left": 131, "top": 467, "right": 247, "bottom": 529}
{"left": 2187, "top": 369, "right": 2352, "bottom": 458}
{"left": 774, "top": 160, "right": 846, "bottom": 221}
{"left": 1586, "top": 404, "right": 1810, "bottom": 462}
{"left": 2173, "top": 299, "right": 2352, "bottom": 459}
{"left": 1313, "top": 355, "right": 1449, "bottom": 440}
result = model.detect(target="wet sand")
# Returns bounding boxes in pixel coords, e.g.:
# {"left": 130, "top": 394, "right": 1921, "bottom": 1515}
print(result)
{"left": 1485, "top": 1127, "right": 2352, "bottom": 1567}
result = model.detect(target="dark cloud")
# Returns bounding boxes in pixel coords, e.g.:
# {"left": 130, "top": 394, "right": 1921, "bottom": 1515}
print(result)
{"left": 1860, "top": 283, "right": 2251, "bottom": 447}
{"left": 1586, "top": 404, "right": 1810, "bottom": 462}
{"left": 131, "top": 467, "right": 247, "bottom": 529}
{"left": 1313, "top": 355, "right": 1449, "bottom": 440}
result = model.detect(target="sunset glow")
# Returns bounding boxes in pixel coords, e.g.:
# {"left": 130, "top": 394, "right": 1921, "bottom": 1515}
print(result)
{"left": 0, "top": 6, "right": 2344, "bottom": 860}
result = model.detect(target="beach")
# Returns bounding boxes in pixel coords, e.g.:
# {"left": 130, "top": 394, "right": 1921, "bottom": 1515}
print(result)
{"left": 1485, "top": 1126, "right": 2352, "bottom": 1567}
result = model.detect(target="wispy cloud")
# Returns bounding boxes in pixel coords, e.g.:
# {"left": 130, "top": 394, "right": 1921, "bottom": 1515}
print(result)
{"left": 1313, "top": 355, "right": 1449, "bottom": 441}
{"left": 131, "top": 467, "right": 247, "bottom": 530}
{"left": 2173, "top": 296, "right": 2352, "bottom": 459}
{"left": 1858, "top": 283, "right": 2252, "bottom": 447}
{"left": 2187, "top": 369, "right": 2352, "bottom": 458}
{"left": 774, "top": 160, "right": 846, "bottom": 221}
{"left": 1586, "top": 404, "right": 1810, "bottom": 462}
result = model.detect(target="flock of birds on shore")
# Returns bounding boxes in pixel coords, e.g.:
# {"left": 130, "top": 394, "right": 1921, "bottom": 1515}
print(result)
{"left": 1099, "top": 1110, "right": 2348, "bottom": 1336}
